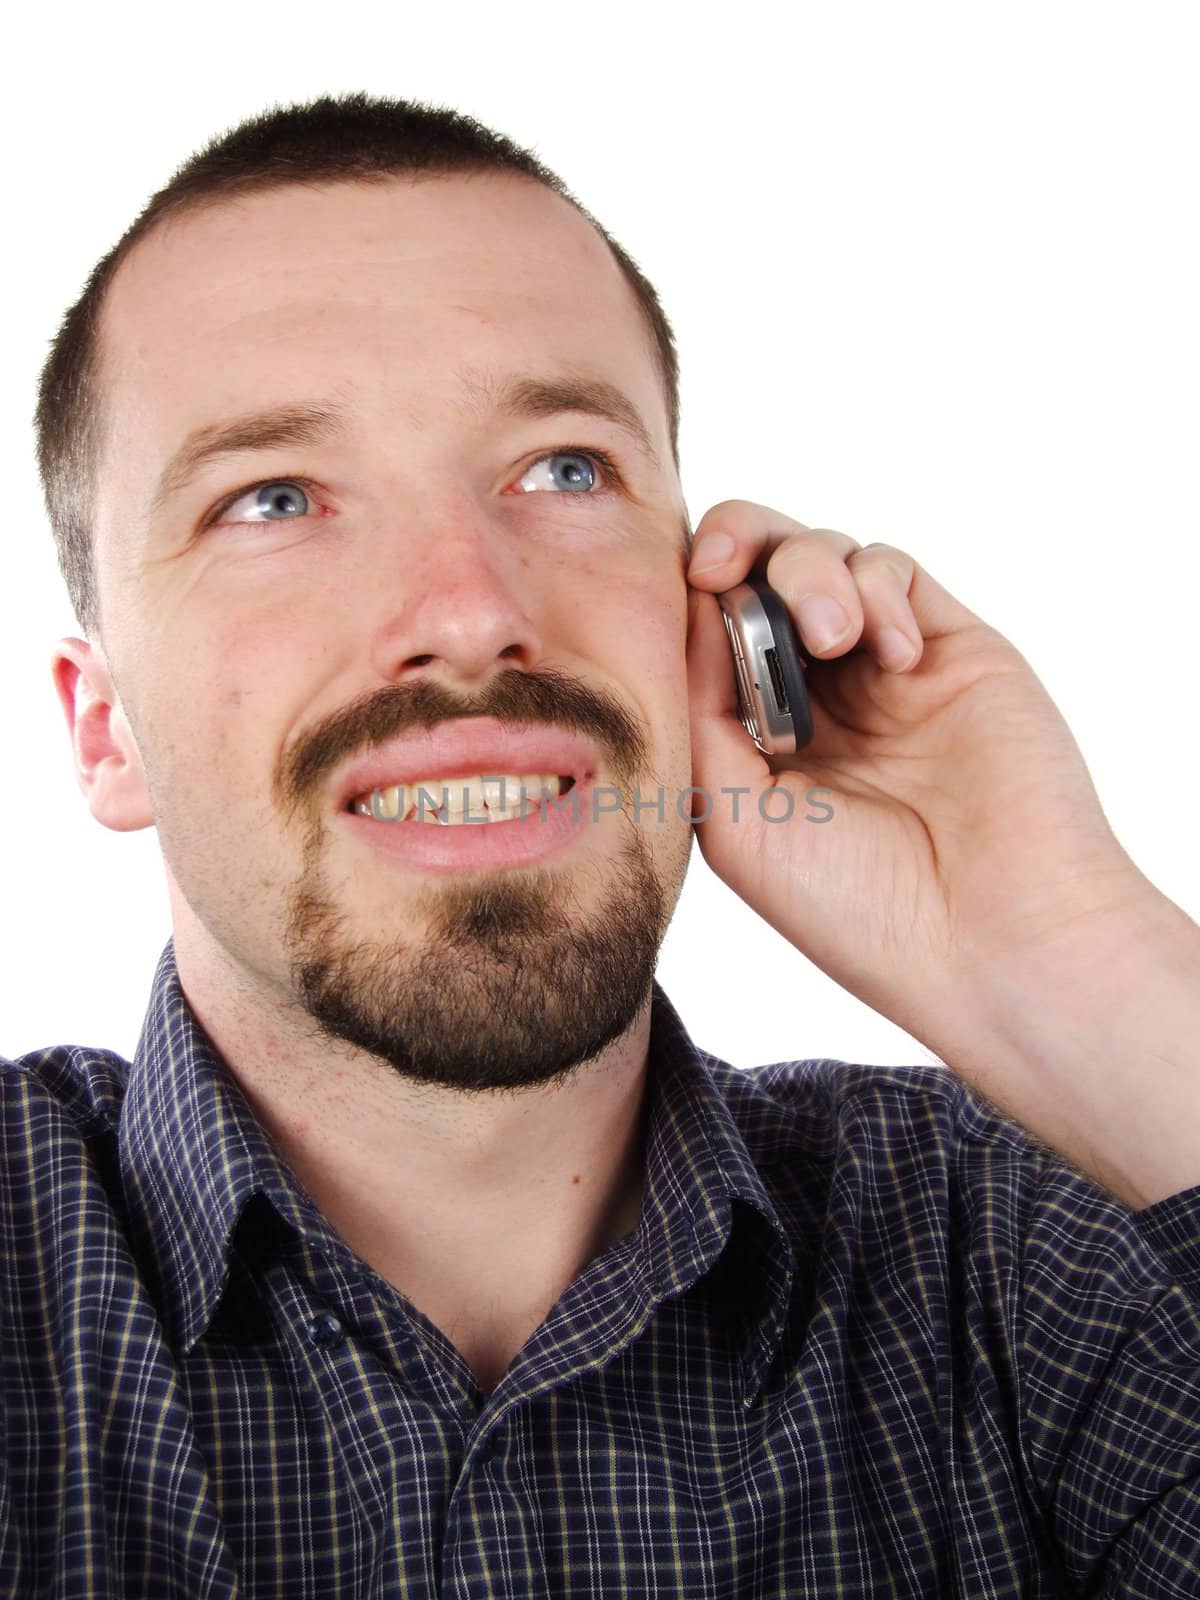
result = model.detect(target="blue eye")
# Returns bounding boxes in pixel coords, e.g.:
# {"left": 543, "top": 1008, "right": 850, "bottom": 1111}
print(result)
{"left": 515, "top": 452, "right": 604, "bottom": 494}
{"left": 221, "top": 480, "right": 312, "bottom": 522}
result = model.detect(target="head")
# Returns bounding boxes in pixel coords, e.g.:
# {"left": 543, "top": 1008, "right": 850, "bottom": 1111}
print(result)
{"left": 40, "top": 93, "right": 696, "bottom": 1094}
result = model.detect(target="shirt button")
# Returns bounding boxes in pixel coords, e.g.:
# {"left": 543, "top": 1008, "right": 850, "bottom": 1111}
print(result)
{"left": 305, "top": 1310, "right": 345, "bottom": 1349}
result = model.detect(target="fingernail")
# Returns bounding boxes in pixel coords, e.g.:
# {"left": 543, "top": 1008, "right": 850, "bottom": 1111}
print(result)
{"left": 797, "top": 594, "right": 851, "bottom": 652}
{"left": 877, "top": 624, "right": 918, "bottom": 671}
{"left": 688, "top": 531, "right": 735, "bottom": 575}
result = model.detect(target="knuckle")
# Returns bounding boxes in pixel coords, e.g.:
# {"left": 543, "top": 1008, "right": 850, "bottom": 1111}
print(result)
{"left": 852, "top": 542, "right": 912, "bottom": 586}
{"left": 765, "top": 542, "right": 858, "bottom": 606}
{"left": 694, "top": 498, "right": 762, "bottom": 531}
{"left": 696, "top": 500, "right": 812, "bottom": 541}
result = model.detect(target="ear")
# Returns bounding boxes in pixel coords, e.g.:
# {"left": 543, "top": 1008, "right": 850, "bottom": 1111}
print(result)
{"left": 51, "top": 638, "right": 155, "bottom": 832}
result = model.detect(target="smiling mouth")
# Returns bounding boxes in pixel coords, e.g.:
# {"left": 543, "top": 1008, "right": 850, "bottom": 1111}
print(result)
{"left": 347, "top": 773, "right": 578, "bottom": 825}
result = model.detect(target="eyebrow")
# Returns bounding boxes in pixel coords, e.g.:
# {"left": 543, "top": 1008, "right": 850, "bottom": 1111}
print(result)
{"left": 462, "top": 370, "right": 661, "bottom": 472}
{"left": 147, "top": 371, "right": 661, "bottom": 519}
{"left": 147, "top": 402, "right": 347, "bottom": 520}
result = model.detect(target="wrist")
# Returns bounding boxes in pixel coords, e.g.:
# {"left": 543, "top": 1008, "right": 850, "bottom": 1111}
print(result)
{"left": 919, "top": 875, "right": 1200, "bottom": 1208}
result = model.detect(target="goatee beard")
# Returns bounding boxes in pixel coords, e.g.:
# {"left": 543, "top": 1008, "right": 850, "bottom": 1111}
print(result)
{"left": 283, "top": 821, "right": 676, "bottom": 1094}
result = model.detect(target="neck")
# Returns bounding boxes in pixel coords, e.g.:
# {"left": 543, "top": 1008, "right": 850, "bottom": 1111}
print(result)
{"left": 172, "top": 926, "right": 655, "bottom": 1332}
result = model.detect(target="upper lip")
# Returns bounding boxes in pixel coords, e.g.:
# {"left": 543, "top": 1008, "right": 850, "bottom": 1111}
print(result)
{"left": 335, "top": 718, "right": 601, "bottom": 811}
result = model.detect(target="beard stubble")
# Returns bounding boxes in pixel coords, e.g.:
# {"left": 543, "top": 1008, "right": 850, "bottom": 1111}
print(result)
{"left": 283, "top": 806, "right": 680, "bottom": 1095}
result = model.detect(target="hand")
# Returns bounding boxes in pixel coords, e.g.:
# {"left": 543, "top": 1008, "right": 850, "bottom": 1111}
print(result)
{"left": 684, "top": 500, "right": 1154, "bottom": 1044}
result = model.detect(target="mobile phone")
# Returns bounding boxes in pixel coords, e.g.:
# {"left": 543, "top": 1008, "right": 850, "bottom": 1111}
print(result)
{"left": 716, "top": 575, "right": 813, "bottom": 754}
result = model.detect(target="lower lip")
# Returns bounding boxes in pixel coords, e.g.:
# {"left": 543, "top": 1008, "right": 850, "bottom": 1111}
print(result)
{"left": 339, "top": 781, "right": 596, "bottom": 874}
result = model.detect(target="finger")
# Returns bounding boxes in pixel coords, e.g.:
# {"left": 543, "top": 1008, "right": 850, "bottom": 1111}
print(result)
{"left": 764, "top": 533, "right": 986, "bottom": 662}
{"left": 685, "top": 500, "right": 860, "bottom": 592}
{"left": 763, "top": 531, "right": 869, "bottom": 658}
{"left": 845, "top": 543, "right": 924, "bottom": 672}
{"left": 853, "top": 542, "right": 987, "bottom": 646}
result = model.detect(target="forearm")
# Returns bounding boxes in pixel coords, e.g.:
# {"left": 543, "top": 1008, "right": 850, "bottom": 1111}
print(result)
{"left": 920, "top": 886, "right": 1200, "bottom": 1210}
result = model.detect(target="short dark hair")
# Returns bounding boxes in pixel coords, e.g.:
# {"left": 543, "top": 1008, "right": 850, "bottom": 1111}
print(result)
{"left": 34, "top": 93, "right": 682, "bottom": 640}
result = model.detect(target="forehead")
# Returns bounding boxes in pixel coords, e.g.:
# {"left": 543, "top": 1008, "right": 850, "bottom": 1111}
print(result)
{"left": 94, "top": 174, "right": 667, "bottom": 522}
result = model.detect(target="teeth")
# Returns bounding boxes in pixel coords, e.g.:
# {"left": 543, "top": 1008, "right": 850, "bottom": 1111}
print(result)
{"left": 480, "top": 774, "right": 521, "bottom": 815}
{"left": 367, "top": 784, "right": 408, "bottom": 821}
{"left": 352, "top": 772, "right": 567, "bottom": 825}
{"left": 432, "top": 775, "right": 492, "bottom": 826}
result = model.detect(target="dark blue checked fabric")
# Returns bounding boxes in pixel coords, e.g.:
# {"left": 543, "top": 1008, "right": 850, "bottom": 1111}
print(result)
{"left": 3, "top": 937, "right": 1200, "bottom": 1598}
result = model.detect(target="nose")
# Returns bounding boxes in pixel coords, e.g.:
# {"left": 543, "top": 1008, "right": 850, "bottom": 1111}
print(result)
{"left": 366, "top": 506, "right": 545, "bottom": 687}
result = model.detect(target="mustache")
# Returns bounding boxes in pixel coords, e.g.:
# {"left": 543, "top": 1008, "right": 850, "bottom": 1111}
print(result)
{"left": 276, "top": 666, "right": 651, "bottom": 815}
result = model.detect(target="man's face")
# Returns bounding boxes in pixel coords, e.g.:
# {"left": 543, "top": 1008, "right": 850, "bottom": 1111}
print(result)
{"left": 88, "top": 173, "right": 694, "bottom": 1092}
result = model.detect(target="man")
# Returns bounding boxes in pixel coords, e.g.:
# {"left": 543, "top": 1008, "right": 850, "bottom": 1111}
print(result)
{"left": 3, "top": 90, "right": 1199, "bottom": 1597}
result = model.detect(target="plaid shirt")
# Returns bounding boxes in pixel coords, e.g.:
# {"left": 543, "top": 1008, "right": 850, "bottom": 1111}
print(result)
{"left": 3, "top": 939, "right": 1200, "bottom": 1598}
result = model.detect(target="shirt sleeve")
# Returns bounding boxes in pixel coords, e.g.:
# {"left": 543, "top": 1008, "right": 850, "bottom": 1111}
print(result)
{"left": 1018, "top": 1165, "right": 1200, "bottom": 1597}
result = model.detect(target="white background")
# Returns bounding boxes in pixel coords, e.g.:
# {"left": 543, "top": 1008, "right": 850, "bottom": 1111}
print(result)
{"left": 2, "top": 1, "right": 1197, "bottom": 1069}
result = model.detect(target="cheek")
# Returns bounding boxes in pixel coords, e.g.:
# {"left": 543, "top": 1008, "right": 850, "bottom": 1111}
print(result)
{"left": 147, "top": 602, "right": 319, "bottom": 714}
{"left": 586, "top": 565, "right": 690, "bottom": 777}
{"left": 569, "top": 557, "right": 686, "bottom": 674}
{"left": 133, "top": 617, "right": 296, "bottom": 801}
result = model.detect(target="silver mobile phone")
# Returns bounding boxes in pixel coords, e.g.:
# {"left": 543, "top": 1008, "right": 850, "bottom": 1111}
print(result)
{"left": 716, "top": 575, "right": 813, "bottom": 754}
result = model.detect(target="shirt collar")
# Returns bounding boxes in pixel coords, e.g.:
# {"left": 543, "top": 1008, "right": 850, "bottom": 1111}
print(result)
{"left": 118, "top": 940, "right": 318, "bottom": 1356}
{"left": 637, "top": 978, "right": 798, "bottom": 1402}
{"left": 120, "top": 940, "right": 796, "bottom": 1400}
